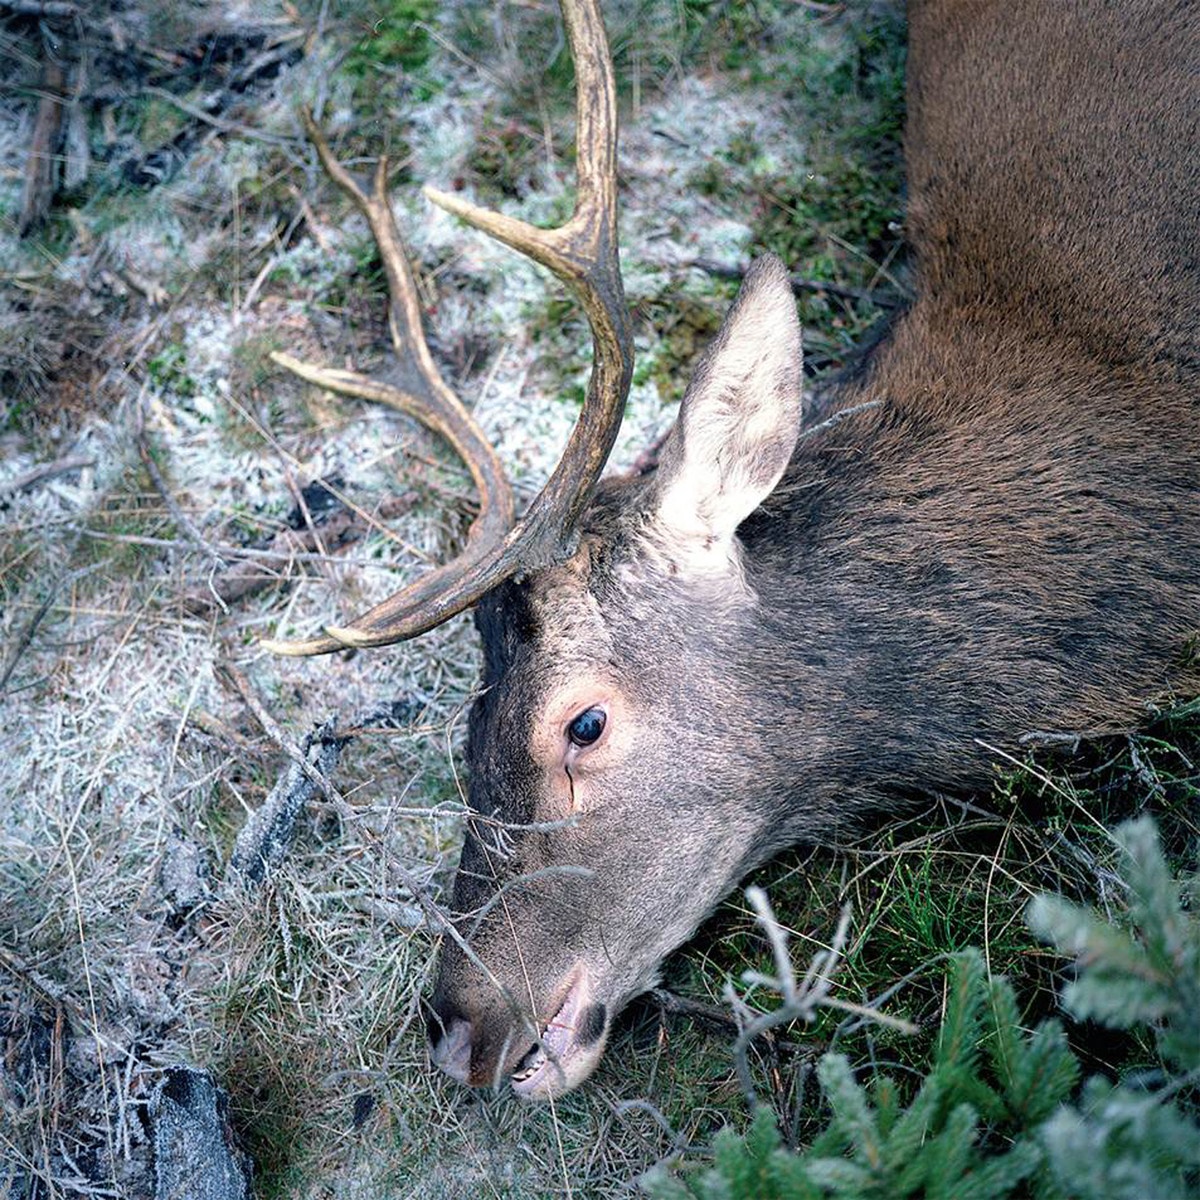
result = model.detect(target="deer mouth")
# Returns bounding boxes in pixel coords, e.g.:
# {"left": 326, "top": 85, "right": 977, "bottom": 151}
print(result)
{"left": 509, "top": 971, "right": 608, "bottom": 1099}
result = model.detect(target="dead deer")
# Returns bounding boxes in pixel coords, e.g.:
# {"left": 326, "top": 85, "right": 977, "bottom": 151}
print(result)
{"left": 268, "top": 0, "right": 1200, "bottom": 1098}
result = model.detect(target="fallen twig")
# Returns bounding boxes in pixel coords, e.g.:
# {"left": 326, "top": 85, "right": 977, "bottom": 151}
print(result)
{"left": 179, "top": 493, "right": 417, "bottom": 615}
{"left": 0, "top": 562, "right": 101, "bottom": 694}
{"left": 0, "top": 0, "right": 78, "bottom": 15}
{"left": 184, "top": 707, "right": 259, "bottom": 756}
{"left": 141, "top": 83, "right": 298, "bottom": 150}
{"left": 650, "top": 987, "right": 739, "bottom": 1032}
{"left": 0, "top": 455, "right": 96, "bottom": 497}
{"left": 725, "top": 888, "right": 918, "bottom": 1108}
{"left": 225, "top": 712, "right": 349, "bottom": 882}
{"left": 689, "top": 256, "right": 904, "bottom": 308}
{"left": 136, "top": 430, "right": 228, "bottom": 572}
{"left": 221, "top": 665, "right": 413, "bottom": 881}
{"left": 18, "top": 48, "right": 66, "bottom": 236}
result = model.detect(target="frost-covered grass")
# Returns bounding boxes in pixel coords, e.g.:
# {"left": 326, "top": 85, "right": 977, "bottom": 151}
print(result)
{"left": 3, "top": 2, "right": 1194, "bottom": 1197}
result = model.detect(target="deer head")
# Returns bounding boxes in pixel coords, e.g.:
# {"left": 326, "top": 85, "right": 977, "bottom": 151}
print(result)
{"left": 427, "top": 253, "right": 806, "bottom": 1094}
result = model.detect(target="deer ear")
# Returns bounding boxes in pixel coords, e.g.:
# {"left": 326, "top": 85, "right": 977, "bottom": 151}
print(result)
{"left": 651, "top": 254, "right": 803, "bottom": 557}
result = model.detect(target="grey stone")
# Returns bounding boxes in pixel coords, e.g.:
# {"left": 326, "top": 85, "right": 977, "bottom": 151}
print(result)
{"left": 152, "top": 1067, "right": 250, "bottom": 1200}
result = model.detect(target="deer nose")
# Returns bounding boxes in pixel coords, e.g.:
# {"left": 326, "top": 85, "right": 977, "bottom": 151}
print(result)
{"left": 429, "top": 1017, "right": 473, "bottom": 1084}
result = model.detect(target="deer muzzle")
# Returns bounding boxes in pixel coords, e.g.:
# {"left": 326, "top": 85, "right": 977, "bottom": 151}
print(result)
{"left": 427, "top": 964, "right": 610, "bottom": 1098}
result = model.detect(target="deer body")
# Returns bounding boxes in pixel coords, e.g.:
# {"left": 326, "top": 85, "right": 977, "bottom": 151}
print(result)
{"left": 271, "top": 1, "right": 1199, "bottom": 1097}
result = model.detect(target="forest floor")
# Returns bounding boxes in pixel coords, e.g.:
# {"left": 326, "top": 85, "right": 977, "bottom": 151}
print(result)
{"left": 1, "top": 2, "right": 1192, "bottom": 1198}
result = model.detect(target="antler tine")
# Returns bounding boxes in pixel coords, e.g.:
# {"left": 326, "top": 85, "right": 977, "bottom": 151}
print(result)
{"left": 262, "top": 113, "right": 515, "bottom": 656}
{"left": 424, "top": 0, "right": 632, "bottom": 543}
{"left": 265, "top": 0, "right": 631, "bottom": 654}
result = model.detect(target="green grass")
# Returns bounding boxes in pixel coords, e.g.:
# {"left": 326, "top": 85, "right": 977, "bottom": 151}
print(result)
{"left": 147, "top": 342, "right": 199, "bottom": 399}
{"left": 647, "top": 818, "right": 1200, "bottom": 1198}
{"left": 635, "top": 290, "right": 732, "bottom": 406}
{"left": 340, "top": 0, "right": 437, "bottom": 76}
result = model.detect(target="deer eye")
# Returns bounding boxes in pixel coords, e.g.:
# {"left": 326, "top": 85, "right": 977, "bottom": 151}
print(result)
{"left": 566, "top": 707, "right": 606, "bottom": 747}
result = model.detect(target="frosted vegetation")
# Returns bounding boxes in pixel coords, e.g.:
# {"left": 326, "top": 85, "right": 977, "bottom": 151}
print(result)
{"left": 0, "top": 2, "right": 1194, "bottom": 1197}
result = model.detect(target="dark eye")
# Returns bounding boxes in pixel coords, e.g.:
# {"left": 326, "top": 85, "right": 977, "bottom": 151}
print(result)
{"left": 567, "top": 707, "right": 606, "bottom": 747}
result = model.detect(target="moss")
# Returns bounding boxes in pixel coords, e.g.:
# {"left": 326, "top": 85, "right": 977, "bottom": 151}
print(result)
{"left": 340, "top": 0, "right": 437, "bottom": 76}
{"left": 464, "top": 115, "right": 544, "bottom": 202}
{"left": 332, "top": 0, "right": 440, "bottom": 117}
{"left": 640, "top": 294, "right": 728, "bottom": 405}
{"left": 147, "top": 342, "right": 198, "bottom": 399}
{"left": 316, "top": 233, "right": 390, "bottom": 318}
{"left": 230, "top": 331, "right": 289, "bottom": 394}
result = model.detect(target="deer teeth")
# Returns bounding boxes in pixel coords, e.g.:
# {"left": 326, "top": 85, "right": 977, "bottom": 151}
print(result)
{"left": 510, "top": 971, "right": 588, "bottom": 1094}
{"left": 512, "top": 1045, "right": 546, "bottom": 1083}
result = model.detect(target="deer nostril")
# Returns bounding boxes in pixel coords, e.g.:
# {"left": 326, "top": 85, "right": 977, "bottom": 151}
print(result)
{"left": 577, "top": 1001, "right": 607, "bottom": 1048}
{"left": 429, "top": 1017, "right": 474, "bottom": 1084}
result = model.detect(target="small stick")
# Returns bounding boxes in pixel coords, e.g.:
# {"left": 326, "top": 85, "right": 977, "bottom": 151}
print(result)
{"left": 0, "top": 455, "right": 95, "bottom": 496}
{"left": 0, "top": 562, "right": 100, "bottom": 693}
{"left": 726, "top": 890, "right": 917, "bottom": 1108}
{"left": 0, "top": 1, "right": 78, "bottom": 15}
{"left": 689, "top": 256, "right": 904, "bottom": 308}
{"left": 136, "top": 431, "right": 228, "bottom": 570}
{"left": 650, "top": 987, "right": 739, "bottom": 1032}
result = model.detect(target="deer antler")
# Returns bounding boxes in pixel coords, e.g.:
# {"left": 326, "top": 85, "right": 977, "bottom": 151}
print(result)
{"left": 264, "top": 0, "right": 632, "bottom": 656}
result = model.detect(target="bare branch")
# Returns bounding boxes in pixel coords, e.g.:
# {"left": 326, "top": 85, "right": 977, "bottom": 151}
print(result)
{"left": 136, "top": 430, "right": 228, "bottom": 571}
{"left": 0, "top": 562, "right": 101, "bottom": 694}
{"left": 724, "top": 888, "right": 918, "bottom": 1108}
{"left": 0, "top": 1, "right": 79, "bottom": 16}
{"left": 0, "top": 455, "right": 95, "bottom": 496}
